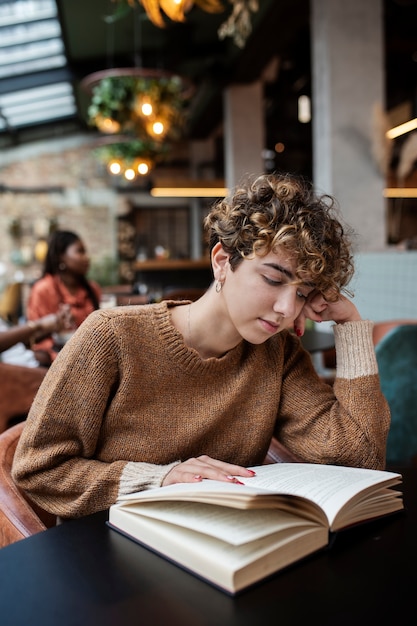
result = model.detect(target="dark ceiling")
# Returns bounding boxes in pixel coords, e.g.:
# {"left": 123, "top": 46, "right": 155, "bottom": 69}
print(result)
{"left": 1, "top": 0, "right": 417, "bottom": 179}
{"left": 58, "top": 0, "right": 310, "bottom": 138}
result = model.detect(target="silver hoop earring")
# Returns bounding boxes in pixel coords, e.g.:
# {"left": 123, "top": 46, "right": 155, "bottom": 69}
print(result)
{"left": 215, "top": 280, "right": 223, "bottom": 293}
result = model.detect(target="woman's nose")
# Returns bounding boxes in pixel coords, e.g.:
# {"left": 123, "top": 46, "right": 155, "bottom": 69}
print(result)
{"left": 273, "top": 287, "right": 298, "bottom": 318}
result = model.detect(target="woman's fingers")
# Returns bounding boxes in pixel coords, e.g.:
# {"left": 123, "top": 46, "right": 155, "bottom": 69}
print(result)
{"left": 162, "top": 455, "right": 256, "bottom": 486}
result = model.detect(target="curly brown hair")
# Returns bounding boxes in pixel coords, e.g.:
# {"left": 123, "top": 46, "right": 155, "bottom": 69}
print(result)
{"left": 204, "top": 173, "right": 355, "bottom": 301}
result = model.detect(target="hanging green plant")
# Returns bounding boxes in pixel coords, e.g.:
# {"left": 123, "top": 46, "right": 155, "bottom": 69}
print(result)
{"left": 94, "top": 138, "right": 169, "bottom": 164}
{"left": 86, "top": 72, "right": 192, "bottom": 142}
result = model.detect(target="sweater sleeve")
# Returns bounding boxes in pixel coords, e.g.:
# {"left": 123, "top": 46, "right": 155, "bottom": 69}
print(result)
{"left": 11, "top": 311, "right": 169, "bottom": 519}
{"left": 117, "top": 460, "right": 181, "bottom": 499}
{"left": 277, "top": 320, "right": 390, "bottom": 470}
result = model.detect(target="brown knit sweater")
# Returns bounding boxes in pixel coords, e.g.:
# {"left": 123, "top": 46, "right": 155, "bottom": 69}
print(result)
{"left": 12, "top": 301, "right": 390, "bottom": 518}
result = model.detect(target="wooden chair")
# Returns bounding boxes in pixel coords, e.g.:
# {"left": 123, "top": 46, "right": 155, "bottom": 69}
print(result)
{"left": 0, "top": 421, "right": 57, "bottom": 548}
{"left": 0, "top": 423, "right": 299, "bottom": 548}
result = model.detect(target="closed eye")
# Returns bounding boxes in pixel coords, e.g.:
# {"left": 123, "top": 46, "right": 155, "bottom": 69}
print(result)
{"left": 263, "top": 276, "right": 282, "bottom": 286}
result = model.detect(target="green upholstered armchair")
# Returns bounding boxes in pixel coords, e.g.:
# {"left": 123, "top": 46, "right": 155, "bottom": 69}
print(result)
{"left": 375, "top": 324, "right": 417, "bottom": 467}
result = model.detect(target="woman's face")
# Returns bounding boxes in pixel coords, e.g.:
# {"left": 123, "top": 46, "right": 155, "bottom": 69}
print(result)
{"left": 222, "top": 246, "right": 315, "bottom": 344}
{"left": 61, "top": 239, "right": 90, "bottom": 276}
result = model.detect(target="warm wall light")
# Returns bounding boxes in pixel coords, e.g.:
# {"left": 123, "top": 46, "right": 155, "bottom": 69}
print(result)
{"left": 150, "top": 178, "right": 228, "bottom": 197}
{"left": 151, "top": 184, "right": 228, "bottom": 197}
{"left": 151, "top": 187, "right": 228, "bottom": 197}
{"left": 386, "top": 117, "right": 417, "bottom": 139}
{"left": 298, "top": 95, "right": 311, "bottom": 123}
{"left": 384, "top": 188, "right": 417, "bottom": 198}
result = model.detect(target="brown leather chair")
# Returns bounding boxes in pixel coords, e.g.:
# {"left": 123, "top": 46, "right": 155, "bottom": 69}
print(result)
{"left": 0, "top": 423, "right": 299, "bottom": 549}
{"left": 0, "top": 362, "right": 47, "bottom": 434}
{"left": 0, "top": 421, "right": 57, "bottom": 548}
{"left": 263, "top": 437, "right": 302, "bottom": 464}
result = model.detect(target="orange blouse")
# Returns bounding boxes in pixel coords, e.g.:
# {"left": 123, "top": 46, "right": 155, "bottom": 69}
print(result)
{"left": 26, "top": 274, "right": 102, "bottom": 362}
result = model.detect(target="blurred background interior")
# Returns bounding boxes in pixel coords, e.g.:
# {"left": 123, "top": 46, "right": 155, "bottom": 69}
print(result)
{"left": 0, "top": 0, "right": 416, "bottom": 316}
{"left": 0, "top": 0, "right": 417, "bottom": 462}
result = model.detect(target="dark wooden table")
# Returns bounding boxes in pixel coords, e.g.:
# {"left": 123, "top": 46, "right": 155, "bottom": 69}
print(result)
{"left": 0, "top": 469, "right": 414, "bottom": 625}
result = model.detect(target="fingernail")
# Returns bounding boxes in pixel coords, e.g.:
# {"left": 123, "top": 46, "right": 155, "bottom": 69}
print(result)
{"left": 193, "top": 475, "right": 202, "bottom": 481}
{"left": 227, "top": 476, "right": 244, "bottom": 485}
{"left": 247, "top": 469, "right": 256, "bottom": 475}
{"left": 295, "top": 327, "right": 303, "bottom": 337}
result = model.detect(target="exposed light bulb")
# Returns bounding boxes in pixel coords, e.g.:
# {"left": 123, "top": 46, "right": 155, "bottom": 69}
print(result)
{"left": 137, "top": 162, "right": 150, "bottom": 175}
{"left": 141, "top": 102, "right": 153, "bottom": 116}
{"left": 95, "top": 115, "right": 121, "bottom": 134}
{"left": 152, "top": 121, "right": 165, "bottom": 136}
{"left": 108, "top": 161, "right": 122, "bottom": 175}
{"left": 124, "top": 168, "right": 136, "bottom": 180}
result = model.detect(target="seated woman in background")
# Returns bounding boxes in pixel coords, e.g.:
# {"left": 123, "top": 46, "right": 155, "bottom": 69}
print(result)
{"left": 13, "top": 173, "right": 390, "bottom": 520}
{"left": 26, "top": 230, "right": 101, "bottom": 366}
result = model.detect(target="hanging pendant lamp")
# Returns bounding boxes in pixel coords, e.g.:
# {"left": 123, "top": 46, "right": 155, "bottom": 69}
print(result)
{"left": 93, "top": 135, "right": 170, "bottom": 181}
{"left": 110, "top": 0, "right": 259, "bottom": 48}
{"left": 81, "top": 68, "right": 194, "bottom": 143}
{"left": 111, "top": 1, "right": 224, "bottom": 28}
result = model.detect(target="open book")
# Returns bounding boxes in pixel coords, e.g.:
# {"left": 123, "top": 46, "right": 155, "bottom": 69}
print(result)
{"left": 108, "top": 463, "right": 403, "bottom": 595}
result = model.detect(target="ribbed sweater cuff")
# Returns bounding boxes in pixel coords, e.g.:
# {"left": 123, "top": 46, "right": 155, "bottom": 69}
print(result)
{"left": 333, "top": 320, "right": 378, "bottom": 379}
{"left": 117, "top": 460, "right": 181, "bottom": 499}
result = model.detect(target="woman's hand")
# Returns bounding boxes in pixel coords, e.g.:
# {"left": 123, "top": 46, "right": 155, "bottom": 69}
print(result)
{"left": 57, "top": 304, "right": 75, "bottom": 330}
{"left": 34, "top": 304, "right": 73, "bottom": 336}
{"left": 294, "top": 291, "right": 362, "bottom": 335}
{"left": 162, "top": 455, "right": 256, "bottom": 487}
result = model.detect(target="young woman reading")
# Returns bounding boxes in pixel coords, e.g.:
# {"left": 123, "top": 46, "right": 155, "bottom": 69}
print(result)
{"left": 12, "top": 173, "right": 390, "bottom": 519}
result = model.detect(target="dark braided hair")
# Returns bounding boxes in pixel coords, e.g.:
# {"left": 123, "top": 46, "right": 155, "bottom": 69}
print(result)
{"left": 43, "top": 230, "right": 100, "bottom": 310}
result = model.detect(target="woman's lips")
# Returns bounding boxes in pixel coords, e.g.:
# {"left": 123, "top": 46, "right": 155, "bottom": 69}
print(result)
{"left": 259, "top": 318, "right": 280, "bottom": 334}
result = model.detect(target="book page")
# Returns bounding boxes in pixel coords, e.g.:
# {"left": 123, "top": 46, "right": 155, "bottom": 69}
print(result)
{"left": 117, "top": 463, "right": 402, "bottom": 530}
{"left": 119, "top": 499, "right": 319, "bottom": 545}
{"left": 238, "top": 463, "right": 402, "bottom": 528}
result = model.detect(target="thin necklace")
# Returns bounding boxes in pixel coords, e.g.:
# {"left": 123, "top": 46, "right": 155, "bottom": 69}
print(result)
{"left": 187, "top": 303, "right": 192, "bottom": 347}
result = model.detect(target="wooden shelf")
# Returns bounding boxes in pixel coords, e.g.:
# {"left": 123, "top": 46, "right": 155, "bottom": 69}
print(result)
{"left": 134, "top": 259, "right": 211, "bottom": 271}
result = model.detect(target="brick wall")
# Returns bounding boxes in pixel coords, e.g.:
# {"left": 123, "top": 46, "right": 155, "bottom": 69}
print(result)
{"left": 0, "top": 136, "right": 127, "bottom": 290}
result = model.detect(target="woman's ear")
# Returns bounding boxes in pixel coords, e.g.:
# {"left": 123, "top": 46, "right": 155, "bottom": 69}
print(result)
{"left": 211, "top": 242, "right": 230, "bottom": 281}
